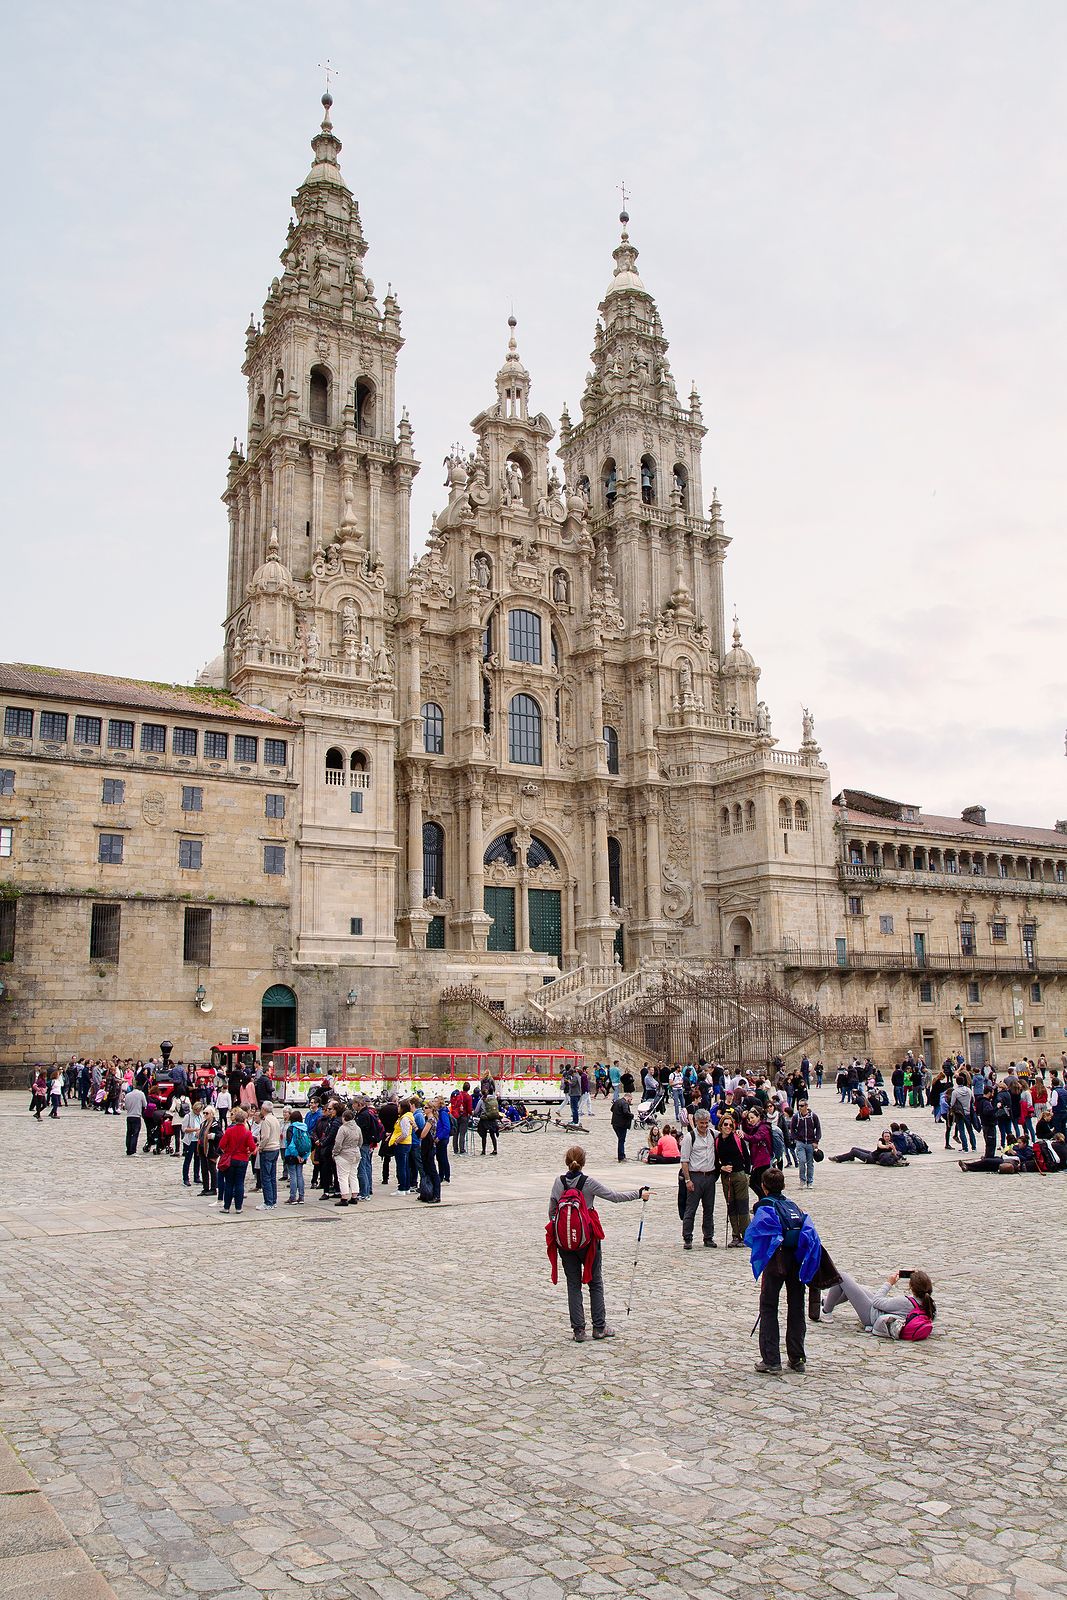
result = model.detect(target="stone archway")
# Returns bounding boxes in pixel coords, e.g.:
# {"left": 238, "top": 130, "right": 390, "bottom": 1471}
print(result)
{"left": 726, "top": 915, "right": 753, "bottom": 959}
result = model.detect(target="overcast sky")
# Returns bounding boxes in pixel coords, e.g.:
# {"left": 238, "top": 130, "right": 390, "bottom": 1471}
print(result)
{"left": 3, "top": 1, "right": 1065, "bottom": 825}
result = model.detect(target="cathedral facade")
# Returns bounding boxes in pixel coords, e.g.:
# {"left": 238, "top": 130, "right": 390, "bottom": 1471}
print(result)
{"left": 2, "top": 97, "right": 1065, "bottom": 1074}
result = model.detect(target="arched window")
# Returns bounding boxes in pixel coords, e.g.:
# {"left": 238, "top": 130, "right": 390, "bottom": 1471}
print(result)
{"left": 607, "top": 836, "right": 623, "bottom": 905}
{"left": 422, "top": 703, "right": 444, "bottom": 755}
{"left": 527, "top": 836, "right": 558, "bottom": 868}
{"left": 602, "top": 457, "right": 617, "bottom": 509}
{"left": 640, "top": 454, "right": 656, "bottom": 505}
{"left": 350, "top": 750, "right": 368, "bottom": 772}
{"left": 744, "top": 800, "right": 756, "bottom": 831}
{"left": 508, "top": 609, "right": 542, "bottom": 664}
{"left": 309, "top": 365, "right": 331, "bottom": 426}
{"left": 253, "top": 394, "right": 265, "bottom": 430}
{"left": 355, "top": 377, "right": 376, "bottom": 436}
{"left": 484, "top": 833, "right": 516, "bottom": 867}
{"left": 422, "top": 821, "right": 444, "bottom": 898}
{"left": 720, "top": 806, "right": 730, "bottom": 836}
{"left": 325, "top": 746, "right": 345, "bottom": 786}
{"left": 551, "top": 627, "right": 560, "bottom": 669}
{"left": 673, "top": 463, "right": 689, "bottom": 510}
{"left": 508, "top": 694, "right": 542, "bottom": 765}
{"left": 483, "top": 675, "right": 492, "bottom": 735}
{"left": 603, "top": 725, "right": 620, "bottom": 775}
{"left": 482, "top": 610, "right": 493, "bottom": 660}
{"left": 778, "top": 798, "right": 794, "bottom": 830}
{"left": 732, "top": 804, "right": 743, "bottom": 834}
{"left": 794, "top": 799, "right": 808, "bottom": 831}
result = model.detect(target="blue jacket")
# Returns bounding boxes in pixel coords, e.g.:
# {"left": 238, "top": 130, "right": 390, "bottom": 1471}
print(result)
{"left": 745, "top": 1196, "right": 823, "bottom": 1284}
{"left": 435, "top": 1108, "right": 452, "bottom": 1139}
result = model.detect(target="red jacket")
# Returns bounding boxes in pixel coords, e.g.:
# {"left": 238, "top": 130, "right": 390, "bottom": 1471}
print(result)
{"left": 218, "top": 1123, "right": 256, "bottom": 1164}
{"left": 450, "top": 1090, "right": 473, "bottom": 1118}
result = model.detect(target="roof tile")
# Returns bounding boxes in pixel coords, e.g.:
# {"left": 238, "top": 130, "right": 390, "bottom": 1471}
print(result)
{"left": 0, "top": 662, "right": 296, "bottom": 727}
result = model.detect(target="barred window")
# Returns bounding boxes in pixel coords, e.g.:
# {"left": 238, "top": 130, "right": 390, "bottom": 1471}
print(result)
{"left": 4, "top": 708, "right": 32, "bottom": 738}
{"left": 40, "top": 712, "right": 68, "bottom": 741}
{"left": 263, "top": 844, "right": 286, "bottom": 875}
{"left": 101, "top": 779, "right": 125, "bottom": 805}
{"left": 265, "top": 794, "right": 285, "bottom": 819}
{"left": 89, "top": 903, "right": 121, "bottom": 961}
{"left": 178, "top": 839, "right": 203, "bottom": 870}
{"left": 422, "top": 703, "right": 444, "bottom": 755}
{"left": 350, "top": 916, "right": 364, "bottom": 935}
{"left": 991, "top": 920, "right": 1007, "bottom": 942}
{"left": 183, "top": 907, "right": 211, "bottom": 964}
{"left": 107, "top": 719, "right": 134, "bottom": 750}
{"left": 264, "top": 738, "right": 288, "bottom": 766}
{"left": 508, "top": 609, "right": 542, "bottom": 664}
{"left": 508, "top": 695, "right": 542, "bottom": 765}
{"left": 74, "top": 715, "right": 101, "bottom": 745}
{"left": 181, "top": 786, "right": 203, "bottom": 813}
{"left": 140, "top": 723, "right": 167, "bottom": 753}
{"left": 423, "top": 821, "right": 445, "bottom": 898}
{"left": 234, "top": 735, "right": 258, "bottom": 762}
{"left": 172, "top": 727, "right": 198, "bottom": 756}
{"left": 204, "top": 730, "right": 229, "bottom": 759}
{"left": 0, "top": 769, "right": 13, "bottom": 796}
{"left": 604, "top": 725, "right": 619, "bottom": 775}
{"left": 98, "top": 833, "right": 124, "bottom": 864}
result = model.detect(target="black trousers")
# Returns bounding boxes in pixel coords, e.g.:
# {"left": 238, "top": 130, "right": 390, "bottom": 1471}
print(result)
{"left": 681, "top": 1171, "right": 716, "bottom": 1243}
{"left": 125, "top": 1116, "right": 141, "bottom": 1155}
{"left": 759, "top": 1258, "right": 805, "bottom": 1368}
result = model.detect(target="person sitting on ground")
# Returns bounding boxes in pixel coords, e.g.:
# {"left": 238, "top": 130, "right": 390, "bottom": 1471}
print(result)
{"left": 648, "top": 1125, "right": 681, "bottom": 1163}
{"left": 822, "top": 1267, "right": 936, "bottom": 1340}
{"left": 830, "top": 1131, "right": 909, "bottom": 1166}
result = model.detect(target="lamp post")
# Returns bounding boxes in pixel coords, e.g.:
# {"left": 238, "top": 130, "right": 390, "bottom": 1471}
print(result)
{"left": 953, "top": 1002, "right": 965, "bottom": 1063}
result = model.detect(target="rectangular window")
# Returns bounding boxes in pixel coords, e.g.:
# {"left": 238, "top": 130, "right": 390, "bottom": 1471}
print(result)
{"left": 0, "top": 900, "right": 14, "bottom": 961}
{"left": 101, "top": 778, "right": 125, "bottom": 805}
{"left": 234, "top": 735, "right": 258, "bottom": 762}
{"left": 74, "top": 715, "right": 102, "bottom": 746}
{"left": 181, "top": 786, "right": 203, "bottom": 813}
{"left": 140, "top": 722, "right": 167, "bottom": 753}
{"left": 204, "top": 730, "right": 229, "bottom": 759}
{"left": 350, "top": 916, "right": 364, "bottom": 935}
{"left": 89, "top": 902, "right": 120, "bottom": 961}
{"left": 264, "top": 738, "right": 288, "bottom": 766}
{"left": 967, "top": 980, "right": 981, "bottom": 1004}
{"left": 1022, "top": 921, "right": 1036, "bottom": 966}
{"left": 107, "top": 718, "right": 134, "bottom": 750}
{"left": 847, "top": 895, "right": 863, "bottom": 916}
{"left": 1000, "top": 1025, "right": 1013, "bottom": 1040}
{"left": 508, "top": 608, "right": 543, "bottom": 664}
{"left": 1033, "top": 1025, "right": 1045, "bottom": 1039}
{"left": 172, "top": 727, "right": 198, "bottom": 756}
{"left": 350, "top": 791, "right": 363, "bottom": 814}
{"left": 991, "top": 920, "right": 1007, "bottom": 942}
{"left": 4, "top": 708, "right": 32, "bottom": 738}
{"left": 183, "top": 906, "right": 211, "bottom": 964}
{"left": 0, "top": 826, "right": 11, "bottom": 858}
{"left": 919, "top": 980, "right": 933, "bottom": 1003}
{"left": 1030, "top": 982, "right": 1042, "bottom": 1003}
{"left": 263, "top": 844, "right": 286, "bottom": 875}
{"left": 265, "top": 793, "right": 286, "bottom": 819}
{"left": 876, "top": 1005, "right": 890, "bottom": 1024}
{"left": 879, "top": 914, "right": 894, "bottom": 935}
{"left": 39, "top": 711, "right": 68, "bottom": 741}
{"left": 98, "top": 832, "right": 124, "bottom": 864}
{"left": 178, "top": 838, "right": 203, "bottom": 870}
{"left": 0, "top": 769, "right": 13, "bottom": 796}
{"left": 960, "top": 920, "right": 976, "bottom": 956}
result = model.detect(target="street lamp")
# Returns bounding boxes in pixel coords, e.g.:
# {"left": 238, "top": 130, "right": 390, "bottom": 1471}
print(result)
{"left": 194, "top": 985, "right": 207, "bottom": 1006}
{"left": 346, "top": 989, "right": 359, "bottom": 1006}
{"left": 953, "top": 1002, "right": 966, "bottom": 1063}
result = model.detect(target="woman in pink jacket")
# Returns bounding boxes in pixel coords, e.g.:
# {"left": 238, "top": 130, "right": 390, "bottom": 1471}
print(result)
{"left": 743, "top": 1107, "right": 775, "bottom": 1199}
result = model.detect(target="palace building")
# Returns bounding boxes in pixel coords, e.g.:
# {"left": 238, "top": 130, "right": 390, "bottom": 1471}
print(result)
{"left": 1, "top": 96, "right": 1063, "bottom": 1074}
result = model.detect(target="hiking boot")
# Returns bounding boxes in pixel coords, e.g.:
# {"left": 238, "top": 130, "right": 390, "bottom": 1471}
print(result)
{"left": 789, "top": 1359, "right": 807, "bottom": 1373}
{"left": 572, "top": 1329, "right": 587, "bottom": 1342}
{"left": 592, "top": 1327, "right": 617, "bottom": 1340}
{"left": 683, "top": 1240, "right": 693, "bottom": 1250}
{"left": 754, "top": 1361, "right": 783, "bottom": 1375}
{"left": 703, "top": 1240, "right": 718, "bottom": 1249}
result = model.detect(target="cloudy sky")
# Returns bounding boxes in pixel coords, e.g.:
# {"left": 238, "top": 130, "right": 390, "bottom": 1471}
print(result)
{"left": 4, "top": 1, "right": 1065, "bottom": 824}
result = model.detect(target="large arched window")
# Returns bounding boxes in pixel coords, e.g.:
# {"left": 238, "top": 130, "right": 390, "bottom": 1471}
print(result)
{"left": 527, "top": 836, "right": 558, "bottom": 868}
{"left": 422, "top": 821, "right": 444, "bottom": 898}
{"left": 673, "top": 463, "right": 689, "bottom": 510}
{"left": 607, "top": 836, "right": 623, "bottom": 905}
{"left": 602, "top": 457, "right": 617, "bottom": 509}
{"left": 355, "top": 377, "right": 376, "bottom": 436}
{"left": 325, "top": 746, "right": 345, "bottom": 786}
{"left": 508, "top": 608, "right": 542, "bottom": 664}
{"left": 603, "top": 725, "right": 620, "bottom": 775}
{"left": 778, "top": 798, "right": 794, "bottom": 830}
{"left": 640, "top": 454, "right": 657, "bottom": 505}
{"left": 508, "top": 694, "right": 542, "bottom": 765}
{"left": 422, "top": 702, "right": 444, "bottom": 755}
{"left": 484, "top": 833, "right": 516, "bottom": 867}
{"left": 309, "top": 364, "right": 331, "bottom": 426}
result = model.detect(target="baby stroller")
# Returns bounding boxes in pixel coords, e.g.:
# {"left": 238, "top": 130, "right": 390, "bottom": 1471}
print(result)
{"left": 636, "top": 1086, "right": 667, "bottom": 1128}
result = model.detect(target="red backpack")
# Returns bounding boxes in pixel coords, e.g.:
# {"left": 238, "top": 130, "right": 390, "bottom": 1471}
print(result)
{"left": 553, "top": 1172, "right": 597, "bottom": 1254}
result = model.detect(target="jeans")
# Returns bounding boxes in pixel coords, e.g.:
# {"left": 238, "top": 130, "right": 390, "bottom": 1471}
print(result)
{"left": 182, "top": 1143, "right": 201, "bottom": 1185}
{"left": 681, "top": 1171, "right": 717, "bottom": 1244}
{"left": 260, "top": 1149, "right": 279, "bottom": 1206}
{"left": 409, "top": 1137, "right": 425, "bottom": 1188}
{"left": 569, "top": 1094, "right": 582, "bottom": 1125}
{"left": 125, "top": 1116, "right": 142, "bottom": 1155}
{"left": 286, "top": 1157, "right": 305, "bottom": 1201}
{"left": 358, "top": 1145, "right": 374, "bottom": 1198}
{"left": 759, "top": 1258, "right": 806, "bottom": 1367}
{"left": 560, "top": 1244, "right": 606, "bottom": 1334}
{"left": 222, "top": 1160, "right": 248, "bottom": 1211}
{"left": 956, "top": 1115, "right": 976, "bottom": 1152}
{"left": 451, "top": 1116, "right": 468, "bottom": 1154}
{"left": 436, "top": 1138, "right": 451, "bottom": 1183}
{"left": 796, "top": 1140, "right": 815, "bottom": 1185}
{"left": 394, "top": 1145, "right": 411, "bottom": 1192}
{"left": 616, "top": 1130, "right": 627, "bottom": 1160}
{"left": 672, "top": 1090, "right": 685, "bottom": 1120}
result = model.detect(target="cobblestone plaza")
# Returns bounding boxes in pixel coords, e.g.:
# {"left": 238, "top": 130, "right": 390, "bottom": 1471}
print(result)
{"left": 0, "top": 1089, "right": 1064, "bottom": 1599}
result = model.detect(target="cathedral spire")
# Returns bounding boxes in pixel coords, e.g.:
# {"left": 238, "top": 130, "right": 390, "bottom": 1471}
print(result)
{"left": 304, "top": 91, "right": 345, "bottom": 187}
{"left": 604, "top": 204, "right": 648, "bottom": 301}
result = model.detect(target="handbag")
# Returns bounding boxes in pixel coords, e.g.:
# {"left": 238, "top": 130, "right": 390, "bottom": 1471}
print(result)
{"left": 217, "top": 1151, "right": 232, "bottom": 1173}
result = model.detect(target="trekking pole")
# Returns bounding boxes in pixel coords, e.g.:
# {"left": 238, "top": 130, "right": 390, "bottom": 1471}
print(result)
{"left": 625, "top": 1192, "right": 650, "bottom": 1316}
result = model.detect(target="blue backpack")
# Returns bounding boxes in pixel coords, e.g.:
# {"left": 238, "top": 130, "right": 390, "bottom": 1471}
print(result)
{"left": 287, "top": 1123, "right": 311, "bottom": 1160}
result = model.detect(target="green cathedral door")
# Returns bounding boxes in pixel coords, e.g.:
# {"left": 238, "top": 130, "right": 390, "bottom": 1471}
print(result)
{"left": 528, "top": 888, "right": 562, "bottom": 962}
{"left": 484, "top": 887, "right": 516, "bottom": 951}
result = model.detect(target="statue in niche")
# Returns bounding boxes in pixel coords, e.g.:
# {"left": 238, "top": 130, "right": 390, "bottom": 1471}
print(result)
{"left": 472, "top": 552, "right": 492, "bottom": 588}
{"left": 341, "top": 600, "right": 358, "bottom": 639}
{"left": 678, "top": 657, "right": 694, "bottom": 701}
{"left": 802, "top": 706, "right": 815, "bottom": 742}
{"left": 359, "top": 635, "right": 374, "bottom": 668}
{"left": 553, "top": 569, "right": 570, "bottom": 605}
{"left": 373, "top": 644, "right": 393, "bottom": 680}
{"left": 503, "top": 459, "right": 524, "bottom": 507}
{"left": 274, "top": 370, "right": 285, "bottom": 397}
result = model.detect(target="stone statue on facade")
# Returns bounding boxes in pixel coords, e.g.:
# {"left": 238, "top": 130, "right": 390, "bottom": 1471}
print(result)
{"left": 553, "top": 569, "right": 569, "bottom": 604}
{"left": 472, "top": 552, "right": 492, "bottom": 589}
{"left": 802, "top": 706, "right": 815, "bottom": 743}
{"left": 755, "top": 700, "right": 771, "bottom": 735}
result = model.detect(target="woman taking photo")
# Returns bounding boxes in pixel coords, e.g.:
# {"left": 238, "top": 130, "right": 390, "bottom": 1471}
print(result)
{"left": 822, "top": 1267, "right": 936, "bottom": 1340}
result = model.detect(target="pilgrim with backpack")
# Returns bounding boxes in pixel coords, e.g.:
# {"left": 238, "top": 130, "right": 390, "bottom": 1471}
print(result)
{"left": 546, "top": 1145, "right": 649, "bottom": 1342}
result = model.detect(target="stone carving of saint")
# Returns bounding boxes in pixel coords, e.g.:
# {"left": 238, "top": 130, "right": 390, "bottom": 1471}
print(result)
{"left": 341, "top": 600, "right": 358, "bottom": 638}
{"left": 553, "top": 569, "right": 569, "bottom": 604}
{"left": 473, "top": 553, "right": 492, "bottom": 588}
{"left": 756, "top": 700, "right": 771, "bottom": 734}
{"left": 504, "top": 459, "right": 524, "bottom": 507}
{"left": 305, "top": 625, "right": 321, "bottom": 663}
{"left": 802, "top": 705, "right": 815, "bottom": 742}
{"left": 359, "top": 635, "right": 374, "bottom": 667}
{"left": 678, "top": 658, "right": 694, "bottom": 700}
{"left": 374, "top": 644, "right": 392, "bottom": 680}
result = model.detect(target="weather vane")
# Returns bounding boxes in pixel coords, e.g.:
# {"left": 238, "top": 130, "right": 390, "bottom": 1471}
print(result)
{"left": 618, "top": 180, "right": 630, "bottom": 215}
{"left": 318, "top": 59, "right": 339, "bottom": 95}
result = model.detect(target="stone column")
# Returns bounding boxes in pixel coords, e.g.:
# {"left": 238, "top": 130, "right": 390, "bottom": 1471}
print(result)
{"left": 515, "top": 826, "right": 532, "bottom": 953}
{"left": 406, "top": 774, "right": 424, "bottom": 915}
{"left": 368, "top": 459, "right": 382, "bottom": 559}
{"left": 644, "top": 794, "right": 663, "bottom": 924}
{"left": 465, "top": 777, "right": 490, "bottom": 950}
{"left": 591, "top": 800, "right": 611, "bottom": 923}
{"left": 309, "top": 447, "right": 327, "bottom": 547}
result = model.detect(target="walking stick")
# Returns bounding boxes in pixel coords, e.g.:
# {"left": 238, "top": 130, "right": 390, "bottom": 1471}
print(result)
{"left": 625, "top": 1193, "right": 650, "bottom": 1316}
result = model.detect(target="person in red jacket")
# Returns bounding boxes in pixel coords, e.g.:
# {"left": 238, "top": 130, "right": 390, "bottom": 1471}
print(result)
{"left": 450, "top": 1082, "right": 473, "bottom": 1156}
{"left": 217, "top": 1108, "right": 257, "bottom": 1214}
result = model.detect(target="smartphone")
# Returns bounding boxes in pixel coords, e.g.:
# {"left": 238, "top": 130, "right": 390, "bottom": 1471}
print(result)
{"left": 898, "top": 1269, "right": 914, "bottom": 1279}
